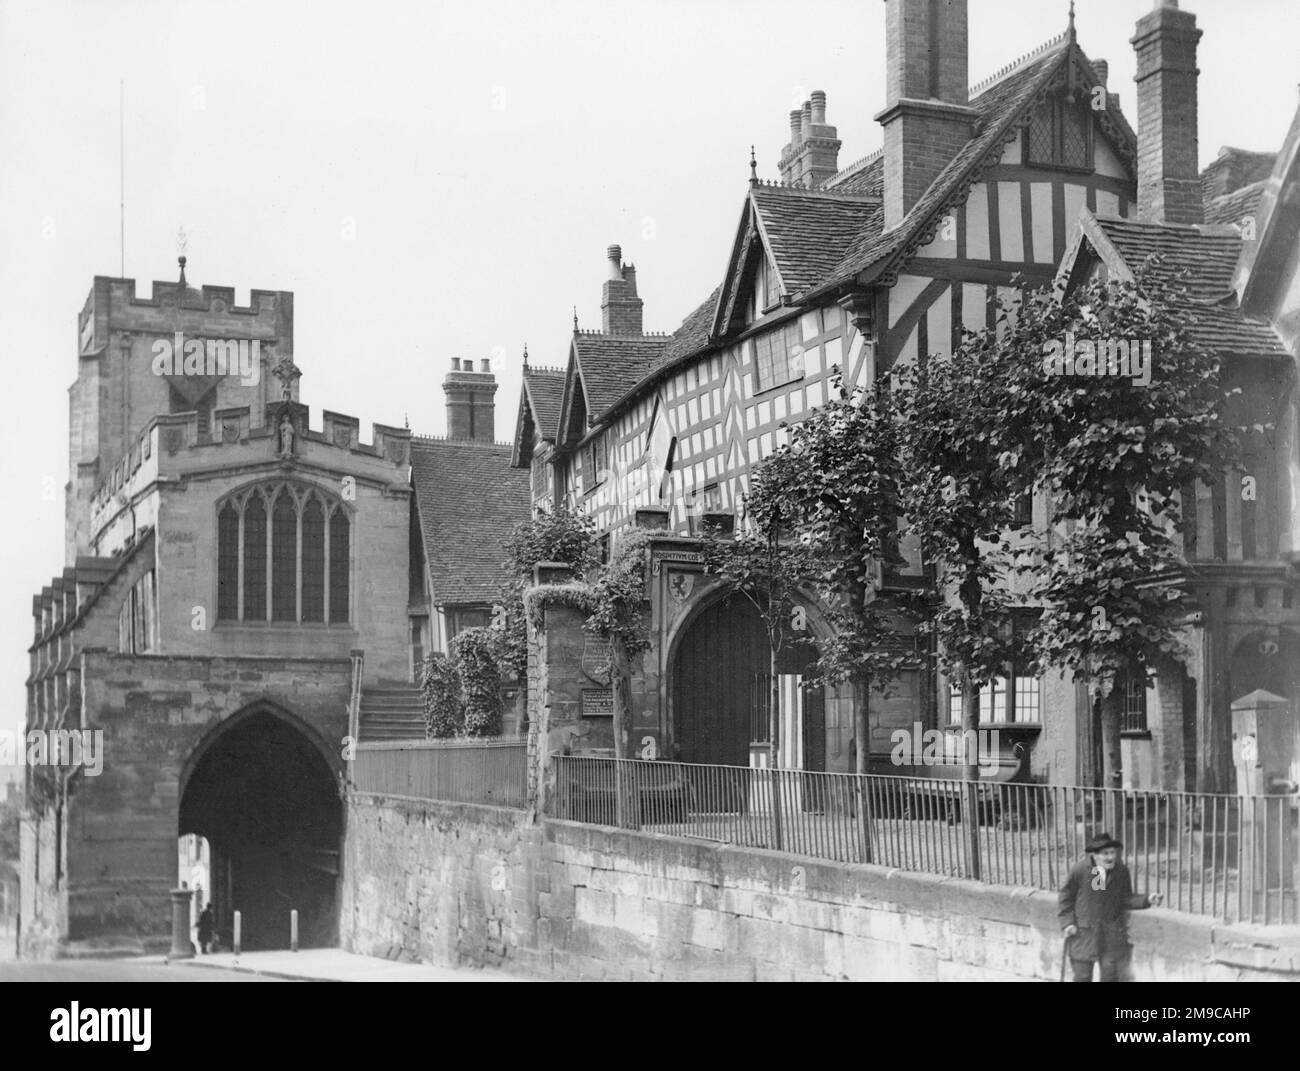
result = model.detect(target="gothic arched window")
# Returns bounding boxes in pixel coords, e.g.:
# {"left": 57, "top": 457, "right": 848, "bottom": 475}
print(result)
{"left": 216, "top": 482, "right": 351, "bottom": 623}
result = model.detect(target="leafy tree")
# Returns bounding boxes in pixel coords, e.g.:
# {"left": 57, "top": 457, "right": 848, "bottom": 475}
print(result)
{"left": 990, "top": 268, "right": 1235, "bottom": 793}
{"left": 899, "top": 329, "right": 1027, "bottom": 876}
{"left": 764, "top": 372, "right": 922, "bottom": 770}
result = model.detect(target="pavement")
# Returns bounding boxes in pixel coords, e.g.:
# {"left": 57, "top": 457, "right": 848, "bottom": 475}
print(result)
{"left": 136, "top": 947, "right": 537, "bottom": 982}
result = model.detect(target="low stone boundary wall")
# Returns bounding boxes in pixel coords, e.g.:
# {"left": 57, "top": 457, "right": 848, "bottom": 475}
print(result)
{"left": 341, "top": 794, "right": 1300, "bottom": 981}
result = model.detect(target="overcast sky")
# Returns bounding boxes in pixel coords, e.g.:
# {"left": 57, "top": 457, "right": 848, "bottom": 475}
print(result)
{"left": 1, "top": 0, "right": 1295, "bottom": 744}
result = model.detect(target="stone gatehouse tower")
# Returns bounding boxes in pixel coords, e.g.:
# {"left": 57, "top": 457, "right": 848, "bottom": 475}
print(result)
{"left": 23, "top": 262, "right": 413, "bottom": 957}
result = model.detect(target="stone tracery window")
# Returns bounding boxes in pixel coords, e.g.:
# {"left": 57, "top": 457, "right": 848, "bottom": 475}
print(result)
{"left": 217, "top": 482, "right": 351, "bottom": 623}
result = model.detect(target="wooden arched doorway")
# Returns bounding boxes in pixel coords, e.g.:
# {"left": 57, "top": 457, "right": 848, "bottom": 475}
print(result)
{"left": 670, "top": 592, "right": 824, "bottom": 772}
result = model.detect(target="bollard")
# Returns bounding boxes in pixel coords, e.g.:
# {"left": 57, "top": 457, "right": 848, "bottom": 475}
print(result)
{"left": 233, "top": 910, "right": 241, "bottom": 957}
{"left": 290, "top": 909, "right": 298, "bottom": 952}
{"left": 168, "top": 887, "right": 195, "bottom": 960}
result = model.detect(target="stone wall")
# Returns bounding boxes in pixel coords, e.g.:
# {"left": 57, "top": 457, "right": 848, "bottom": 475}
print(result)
{"left": 342, "top": 793, "right": 1300, "bottom": 981}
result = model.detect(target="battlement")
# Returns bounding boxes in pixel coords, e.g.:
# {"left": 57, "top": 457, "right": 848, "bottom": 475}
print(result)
{"left": 78, "top": 274, "right": 293, "bottom": 358}
{"left": 87, "top": 406, "right": 411, "bottom": 533}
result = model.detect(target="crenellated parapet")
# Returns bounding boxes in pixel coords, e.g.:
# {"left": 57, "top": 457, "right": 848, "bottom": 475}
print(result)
{"left": 87, "top": 406, "right": 411, "bottom": 547}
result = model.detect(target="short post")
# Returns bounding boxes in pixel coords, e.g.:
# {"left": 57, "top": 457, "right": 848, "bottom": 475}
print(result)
{"left": 290, "top": 909, "right": 298, "bottom": 952}
{"left": 233, "top": 910, "right": 241, "bottom": 956}
{"left": 169, "top": 887, "right": 195, "bottom": 960}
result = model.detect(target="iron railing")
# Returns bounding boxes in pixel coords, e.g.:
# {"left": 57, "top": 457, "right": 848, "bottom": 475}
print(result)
{"left": 548, "top": 755, "right": 1300, "bottom": 925}
{"left": 353, "top": 738, "right": 528, "bottom": 808}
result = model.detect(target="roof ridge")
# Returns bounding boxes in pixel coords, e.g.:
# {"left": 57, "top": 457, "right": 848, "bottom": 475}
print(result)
{"left": 524, "top": 364, "right": 567, "bottom": 375}
{"left": 410, "top": 434, "right": 515, "bottom": 447}
{"left": 575, "top": 329, "right": 672, "bottom": 339}
{"left": 969, "top": 32, "right": 1066, "bottom": 98}
{"left": 754, "top": 178, "right": 879, "bottom": 200}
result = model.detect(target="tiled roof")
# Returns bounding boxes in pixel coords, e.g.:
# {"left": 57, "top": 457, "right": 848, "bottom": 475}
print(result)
{"left": 573, "top": 334, "right": 671, "bottom": 418}
{"left": 410, "top": 438, "right": 531, "bottom": 604}
{"left": 657, "top": 287, "right": 722, "bottom": 369}
{"left": 750, "top": 185, "right": 884, "bottom": 298}
{"left": 823, "top": 152, "right": 884, "bottom": 197}
{"left": 1091, "top": 216, "right": 1287, "bottom": 357}
{"left": 1201, "top": 148, "right": 1276, "bottom": 203}
{"left": 1204, "top": 181, "right": 1266, "bottom": 229}
{"left": 1093, "top": 217, "right": 1241, "bottom": 301}
{"left": 521, "top": 365, "right": 565, "bottom": 441}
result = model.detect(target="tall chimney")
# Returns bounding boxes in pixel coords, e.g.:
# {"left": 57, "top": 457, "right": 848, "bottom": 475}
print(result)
{"left": 778, "top": 91, "right": 842, "bottom": 187}
{"left": 1132, "top": 0, "right": 1204, "bottom": 224}
{"left": 601, "top": 244, "right": 644, "bottom": 336}
{"left": 876, "top": 0, "right": 978, "bottom": 229}
{"left": 443, "top": 357, "right": 497, "bottom": 442}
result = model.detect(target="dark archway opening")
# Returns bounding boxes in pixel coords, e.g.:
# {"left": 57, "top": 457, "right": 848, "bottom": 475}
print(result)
{"left": 179, "top": 710, "right": 341, "bottom": 951}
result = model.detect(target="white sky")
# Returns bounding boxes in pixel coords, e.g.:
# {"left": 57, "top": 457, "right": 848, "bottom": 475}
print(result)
{"left": 1, "top": 0, "right": 1296, "bottom": 742}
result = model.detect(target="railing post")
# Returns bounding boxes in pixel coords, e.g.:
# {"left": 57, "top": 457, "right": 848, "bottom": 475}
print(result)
{"left": 290, "top": 909, "right": 298, "bottom": 952}
{"left": 233, "top": 910, "right": 241, "bottom": 956}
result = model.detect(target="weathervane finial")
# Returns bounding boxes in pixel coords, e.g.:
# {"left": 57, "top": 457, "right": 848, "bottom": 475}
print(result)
{"left": 176, "top": 225, "right": 189, "bottom": 285}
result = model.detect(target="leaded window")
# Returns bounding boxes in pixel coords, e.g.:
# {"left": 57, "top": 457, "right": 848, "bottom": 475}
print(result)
{"left": 216, "top": 482, "right": 351, "bottom": 623}
{"left": 1025, "top": 92, "right": 1092, "bottom": 170}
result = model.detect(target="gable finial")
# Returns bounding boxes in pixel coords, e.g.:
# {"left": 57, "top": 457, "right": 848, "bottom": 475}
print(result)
{"left": 749, "top": 145, "right": 758, "bottom": 187}
{"left": 1067, "top": 0, "right": 1076, "bottom": 42}
{"left": 573, "top": 306, "right": 579, "bottom": 333}
{"left": 522, "top": 342, "right": 529, "bottom": 368}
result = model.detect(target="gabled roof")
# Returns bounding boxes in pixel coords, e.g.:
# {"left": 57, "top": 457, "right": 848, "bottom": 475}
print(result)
{"left": 410, "top": 438, "right": 531, "bottom": 604}
{"left": 556, "top": 332, "right": 671, "bottom": 444}
{"left": 807, "top": 35, "right": 1136, "bottom": 298}
{"left": 824, "top": 152, "right": 884, "bottom": 197}
{"left": 511, "top": 364, "right": 566, "bottom": 468}
{"left": 1060, "top": 211, "right": 1288, "bottom": 358}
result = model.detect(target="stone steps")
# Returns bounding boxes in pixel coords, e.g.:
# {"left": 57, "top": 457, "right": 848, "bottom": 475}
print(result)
{"left": 358, "top": 685, "right": 426, "bottom": 741}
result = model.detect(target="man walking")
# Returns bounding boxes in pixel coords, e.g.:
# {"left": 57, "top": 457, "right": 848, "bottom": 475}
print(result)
{"left": 1059, "top": 832, "right": 1162, "bottom": 981}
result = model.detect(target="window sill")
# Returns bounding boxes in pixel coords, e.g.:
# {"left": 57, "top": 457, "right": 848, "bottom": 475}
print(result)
{"left": 1120, "top": 729, "right": 1152, "bottom": 740}
{"left": 751, "top": 374, "right": 804, "bottom": 399}
{"left": 214, "top": 620, "right": 357, "bottom": 630}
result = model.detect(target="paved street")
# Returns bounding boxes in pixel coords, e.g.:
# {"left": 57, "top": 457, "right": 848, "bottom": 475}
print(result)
{"left": 0, "top": 948, "right": 537, "bottom": 982}
{"left": 0, "top": 960, "right": 279, "bottom": 982}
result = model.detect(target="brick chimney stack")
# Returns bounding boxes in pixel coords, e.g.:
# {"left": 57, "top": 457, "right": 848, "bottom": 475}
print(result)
{"left": 778, "top": 90, "right": 842, "bottom": 188}
{"left": 876, "top": 0, "right": 978, "bottom": 230}
{"left": 443, "top": 357, "right": 497, "bottom": 441}
{"left": 1132, "top": 0, "right": 1204, "bottom": 225}
{"left": 601, "top": 244, "right": 644, "bottom": 336}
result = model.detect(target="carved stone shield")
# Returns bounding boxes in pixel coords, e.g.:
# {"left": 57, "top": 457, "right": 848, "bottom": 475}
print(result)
{"left": 581, "top": 637, "right": 612, "bottom": 684}
{"left": 668, "top": 571, "right": 694, "bottom": 603}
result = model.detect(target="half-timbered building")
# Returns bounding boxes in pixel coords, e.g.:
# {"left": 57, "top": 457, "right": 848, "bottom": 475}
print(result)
{"left": 513, "top": 0, "right": 1300, "bottom": 794}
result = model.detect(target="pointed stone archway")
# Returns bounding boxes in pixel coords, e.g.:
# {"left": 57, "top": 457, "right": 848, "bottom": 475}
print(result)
{"left": 178, "top": 702, "right": 343, "bottom": 951}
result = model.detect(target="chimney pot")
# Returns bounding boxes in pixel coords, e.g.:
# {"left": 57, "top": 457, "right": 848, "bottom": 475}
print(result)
{"left": 800, "top": 101, "right": 812, "bottom": 140}
{"left": 1092, "top": 59, "right": 1108, "bottom": 87}
{"left": 450, "top": 358, "right": 460, "bottom": 371}
{"left": 789, "top": 109, "right": 802, "bottom": 145}
{"left": 607, "top": 244, "right": 623, "bottom": 280}
{"left": 480, "top": 358, "right": 491, "bottom": 373}
{"left": 810, "top": 90, "right": 827, "bottom": 125}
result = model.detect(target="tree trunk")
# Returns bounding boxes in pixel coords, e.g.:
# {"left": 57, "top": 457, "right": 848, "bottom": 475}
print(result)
{"left": 959, "top": 668, "right": 982, "bottom": 880}
{"left": 769, "top": 641, "right": 784, "bottom": 851}
{"left": 1098, "top": 683, "right": 1123, "bottom": 834}
{"left": 854, "top": 675, "right": 873, "bottom": 864}
{"left": 611, "top": 641, "right": 634, "bottom": 830}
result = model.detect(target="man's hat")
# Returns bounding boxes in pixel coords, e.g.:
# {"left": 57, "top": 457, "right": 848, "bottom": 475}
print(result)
{"left": 1086, "top": 832, "right": 1122, "bottom": 853}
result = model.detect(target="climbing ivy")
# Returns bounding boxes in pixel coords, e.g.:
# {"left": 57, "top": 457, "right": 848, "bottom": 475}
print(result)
{"left": 420, "top": 652, "right": 463, "bottom": 738}
{"left": 452, "top": 627, "right": 504, "bottom": 737}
